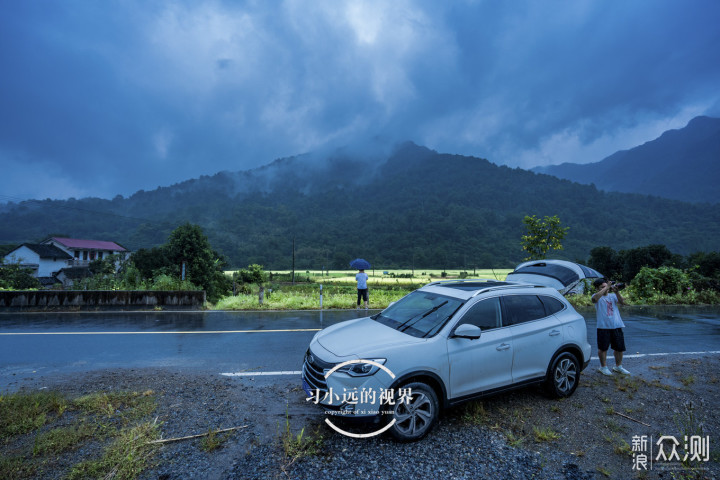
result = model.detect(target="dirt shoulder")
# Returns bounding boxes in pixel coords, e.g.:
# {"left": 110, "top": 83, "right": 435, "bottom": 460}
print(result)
{"left": 2, "top": 354, "right": 718, "bottom": 479}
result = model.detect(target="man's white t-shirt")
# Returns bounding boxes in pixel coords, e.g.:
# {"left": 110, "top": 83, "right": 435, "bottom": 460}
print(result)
{"left": 595, "top": 293, "right": 625, "bottom": 329}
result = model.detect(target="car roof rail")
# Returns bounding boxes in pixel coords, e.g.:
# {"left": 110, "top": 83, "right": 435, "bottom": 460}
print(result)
{"left": 471, "top": 283, "right": 546, "bottom": 297}
{"left": 426, "top": 278, "right": 500, "bottom": 287}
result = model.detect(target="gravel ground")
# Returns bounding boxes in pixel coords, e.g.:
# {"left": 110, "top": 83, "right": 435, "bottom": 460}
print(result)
{"left": 3, "top": 354, "right": 719, "bottom": 480}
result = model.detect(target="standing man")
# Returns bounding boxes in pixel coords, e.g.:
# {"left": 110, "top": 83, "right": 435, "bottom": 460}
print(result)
{"left": 356, "top": 269, "right": 369, "bottom": 310}
{"left": 592, "top": 278, "right": 630, "bottom": 376}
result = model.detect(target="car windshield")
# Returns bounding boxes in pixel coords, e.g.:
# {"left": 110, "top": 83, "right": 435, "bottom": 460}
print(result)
{"left": 371, "top": 290, "right": 464, "bottom": 338}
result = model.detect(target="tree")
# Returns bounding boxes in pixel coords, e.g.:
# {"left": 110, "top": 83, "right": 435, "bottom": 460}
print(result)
{"left": 234, "top": 264, "right": 268, "bottom": 303}
{"left": 164, "top": 223, "right": 231, "bottom": 302}
{"left": 131, "top": 247, "right": 171, "bottom": 279}
{"left": 521, "top": 215, "right": 569, "bottom": 260}
{"left": 687, "top": 251, "right": 720, "bottom": 279}
{"left": 588, "top": 246, "right": 622, "bottom": 280}
{"left": 0, "top": 260, "right": 41, "bottom": 289}
{"left": 618, "top": 244, "right": 676, "bottom": 282}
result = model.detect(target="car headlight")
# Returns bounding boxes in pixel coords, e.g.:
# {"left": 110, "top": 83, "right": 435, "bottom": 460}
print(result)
{"left": 337, "top": 359, "right": 386, "bottom": 377}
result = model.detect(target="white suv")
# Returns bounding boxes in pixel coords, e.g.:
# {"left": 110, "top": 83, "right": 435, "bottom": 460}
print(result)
{"left": 302, "top": 280, "right": 591, "bottom": 441}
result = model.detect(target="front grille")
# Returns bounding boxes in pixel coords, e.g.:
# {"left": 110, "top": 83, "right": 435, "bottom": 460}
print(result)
{"left": 302, "top": 349, "right": 335, "bottom": 396}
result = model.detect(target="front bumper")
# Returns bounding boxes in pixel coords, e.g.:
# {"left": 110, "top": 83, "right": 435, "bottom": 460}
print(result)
{"left": 302, "top": 349, "right": 393, "bottom": 417}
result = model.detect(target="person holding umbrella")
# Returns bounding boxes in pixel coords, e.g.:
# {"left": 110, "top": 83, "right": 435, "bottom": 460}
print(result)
{"left": 350, "top": 259, "right": 370, "bottom": 310}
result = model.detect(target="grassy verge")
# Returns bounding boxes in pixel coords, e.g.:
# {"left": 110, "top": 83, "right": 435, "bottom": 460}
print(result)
{"left": 215, "top": 268, "right": 719, "bottom": 310}
{"left": 215, "top": 284, "right": 411, "bottom": 310}
{"left": 0, "top": 390, "right": 159, "bottom": 480}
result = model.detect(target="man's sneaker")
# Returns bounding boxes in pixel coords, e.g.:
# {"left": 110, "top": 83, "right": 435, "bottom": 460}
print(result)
{"left": 598, "top": 366, "right": 613, "bottom": 376}
{"left": 613, "top": 365, "right": 631, "bottom": 375}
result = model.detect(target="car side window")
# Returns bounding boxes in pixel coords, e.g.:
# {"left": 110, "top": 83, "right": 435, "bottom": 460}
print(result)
{"left": 539, "top": 295, "right": 565, "bottom": 316}
{"left": 458, "top": 297, "right": 501, "bottom": 330}
{"left": 501, "top": 295, "right": 547, "bottom": 326}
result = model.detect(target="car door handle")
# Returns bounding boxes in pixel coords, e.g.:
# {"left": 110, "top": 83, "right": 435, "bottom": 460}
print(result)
{"left": 496, "top": 343, "right": 511, "bottom": 351}
{"left": 549, "top": 330, "right": 561, "bottom": 336}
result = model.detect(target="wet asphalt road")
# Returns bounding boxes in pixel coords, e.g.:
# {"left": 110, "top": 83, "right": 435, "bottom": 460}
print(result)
{"left": 1, "top": 306, "right": 719, "bottom": 390}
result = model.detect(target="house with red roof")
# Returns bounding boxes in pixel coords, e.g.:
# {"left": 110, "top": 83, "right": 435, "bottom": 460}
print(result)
{"left": 42, "top": 237, "right": 129, "bottom": 267}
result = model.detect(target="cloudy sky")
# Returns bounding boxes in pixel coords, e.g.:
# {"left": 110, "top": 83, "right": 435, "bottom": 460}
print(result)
{"left": 1, "top": 0, "right": 719, "bottom": 201}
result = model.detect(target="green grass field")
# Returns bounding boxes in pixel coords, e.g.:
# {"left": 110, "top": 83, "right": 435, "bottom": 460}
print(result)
{"left": 214, "top": 269, "right": 513, "bottom": 310}
{"left": 237, "top": 268, "right": 512, "bottom": 284}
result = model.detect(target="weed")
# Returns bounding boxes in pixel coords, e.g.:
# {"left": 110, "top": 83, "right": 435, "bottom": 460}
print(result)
{"left": 279, "top": 408, "right": 323, "bottom": 466}
{"left": 605, "top": 406, "right": 615, "bottom": 415}
{"left": 505, "top": 431, "right": 524, "bottom": 447}
{"left": 596, "top": 466, "right": 611, "bottom": 477}
{"left": 280, "top": 424, "right": 322, "bottom": 460}
{"left": 601, "top": 397, "right": 611, "bottom": 403}
{"left": 532, "top": 426, "right": 560, "bottom": 442}
{"left": 614, "top": 375, "right": 640, "bottom": 393}
{"left": 67, "top": 420, "right": 160, "bottom": 480}
{"left": 673, "top": 401, "right": 705, "bottom": 468}
{"left": 680, "top": 375, "right": 695, "bottom": 387}
{"left": 461, "top": 401, "right": 487, "bottom": 425}
{"left": 0, "top": 455, "right": 38, "bottom": 480}
{"left": 3, "top": 389, "right": 159, "bottom": 480}
{"left": 614, "top": 438, "right": 632, "bottom": 456}
{"left": 604, "top": 419, "right": 627, "bottom": 434}
{"left": 0, "top": 390, "right": 67, "bottom": 439}
{"left": 74, "top": 390, "right": 155, "bottom": 422}
{"left": 550, "top": 405, "right": 561, "bottom": 413}
{"left": 200, "top": 427, "right": 231, "bottom": 452}
{"left": 645, "top": 379, "right": 672, "bottom": 391}
{"left": 33, "top": 422, "right": 98, "bottom": 456}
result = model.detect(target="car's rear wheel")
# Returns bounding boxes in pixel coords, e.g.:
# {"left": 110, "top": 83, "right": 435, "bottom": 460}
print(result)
{"left": 546, "top": 352, "right": 579, "bottom": 398}
{"left": 387, "top": 382, "right": 439, "bottom": 442}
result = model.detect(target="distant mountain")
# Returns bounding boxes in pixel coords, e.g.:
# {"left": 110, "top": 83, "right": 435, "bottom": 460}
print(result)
{"left": 1, "top": 142, "right": 719, "bottom": 269}
{"left": 532, "top": 116, "right": 720, "bottom": 203}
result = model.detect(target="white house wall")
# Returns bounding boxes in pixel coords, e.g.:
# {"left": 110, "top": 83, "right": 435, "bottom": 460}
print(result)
{"left": 5, "top": 246, "right": 70, "bottom": 277}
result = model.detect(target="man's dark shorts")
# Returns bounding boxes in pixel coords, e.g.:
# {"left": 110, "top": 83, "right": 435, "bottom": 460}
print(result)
{"left": 357, "top": 288, "right": 369, "bottom": 302}
{"left": 597, "top": 328, "right": 626, "bottom": 352}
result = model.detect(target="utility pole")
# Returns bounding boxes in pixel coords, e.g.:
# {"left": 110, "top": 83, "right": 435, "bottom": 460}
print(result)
{"left": 292, "top": 236, "right": 296, "bottom": 284}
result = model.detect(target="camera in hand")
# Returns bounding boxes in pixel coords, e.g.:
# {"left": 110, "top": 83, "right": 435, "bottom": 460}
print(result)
{"left": 610, "top": 281, "right": 626, "bottom": 291}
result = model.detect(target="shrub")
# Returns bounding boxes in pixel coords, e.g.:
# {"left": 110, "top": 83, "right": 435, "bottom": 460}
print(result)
{"left": 629, "top": 266, "right": 691, "bottom": 299}
{"left": 151, "top": 273, "right": 198, "bottom": 291}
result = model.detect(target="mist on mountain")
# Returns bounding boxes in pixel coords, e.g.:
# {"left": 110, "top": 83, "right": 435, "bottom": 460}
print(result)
{"left": 532, "top": 116, "right": 720, "bottom": 204}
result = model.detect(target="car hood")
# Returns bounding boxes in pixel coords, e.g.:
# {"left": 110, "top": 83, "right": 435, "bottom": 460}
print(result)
{"left": 316, "top": 317, "right": 425, "bottom": 357}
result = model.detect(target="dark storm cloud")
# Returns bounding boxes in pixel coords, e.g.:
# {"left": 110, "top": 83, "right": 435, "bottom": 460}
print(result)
{"left": 1, "top": 0, "right": 719, "bottom": 200}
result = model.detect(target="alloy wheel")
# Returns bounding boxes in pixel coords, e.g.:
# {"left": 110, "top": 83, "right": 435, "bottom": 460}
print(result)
{"left": 554, "top": 357, "right": 577, "bottom": 393}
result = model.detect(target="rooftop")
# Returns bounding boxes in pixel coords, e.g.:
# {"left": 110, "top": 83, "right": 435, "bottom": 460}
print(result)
{"left": 8, "top": 244, "right": 73, "bottom": 260}
{"left": 47, "top": 237, "right": 127, "bottom": 252}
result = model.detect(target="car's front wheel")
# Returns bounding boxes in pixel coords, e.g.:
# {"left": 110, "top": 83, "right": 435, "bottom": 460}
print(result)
{"left": 387, "top": 382, "right": 439, "bottom": 442}
{"left": 546, "top": 351, "right": 580, "bottom": 398}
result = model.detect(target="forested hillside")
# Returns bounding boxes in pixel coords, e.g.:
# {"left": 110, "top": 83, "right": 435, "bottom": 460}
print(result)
{"left": 2, "top": 142, "right": 719, "bottom": 269}
{"left": 533, "top": 116, "right": 720, "bottom": 203}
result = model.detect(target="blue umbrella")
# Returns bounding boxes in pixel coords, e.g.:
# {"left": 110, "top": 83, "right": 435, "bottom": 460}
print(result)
{"left": 350, "top": 258, "right": 371, "bottom": 270}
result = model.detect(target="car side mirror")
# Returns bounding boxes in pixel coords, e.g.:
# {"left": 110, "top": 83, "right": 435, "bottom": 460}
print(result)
{"left": 451, "top": 323, "right": 482, "bottom": 339}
